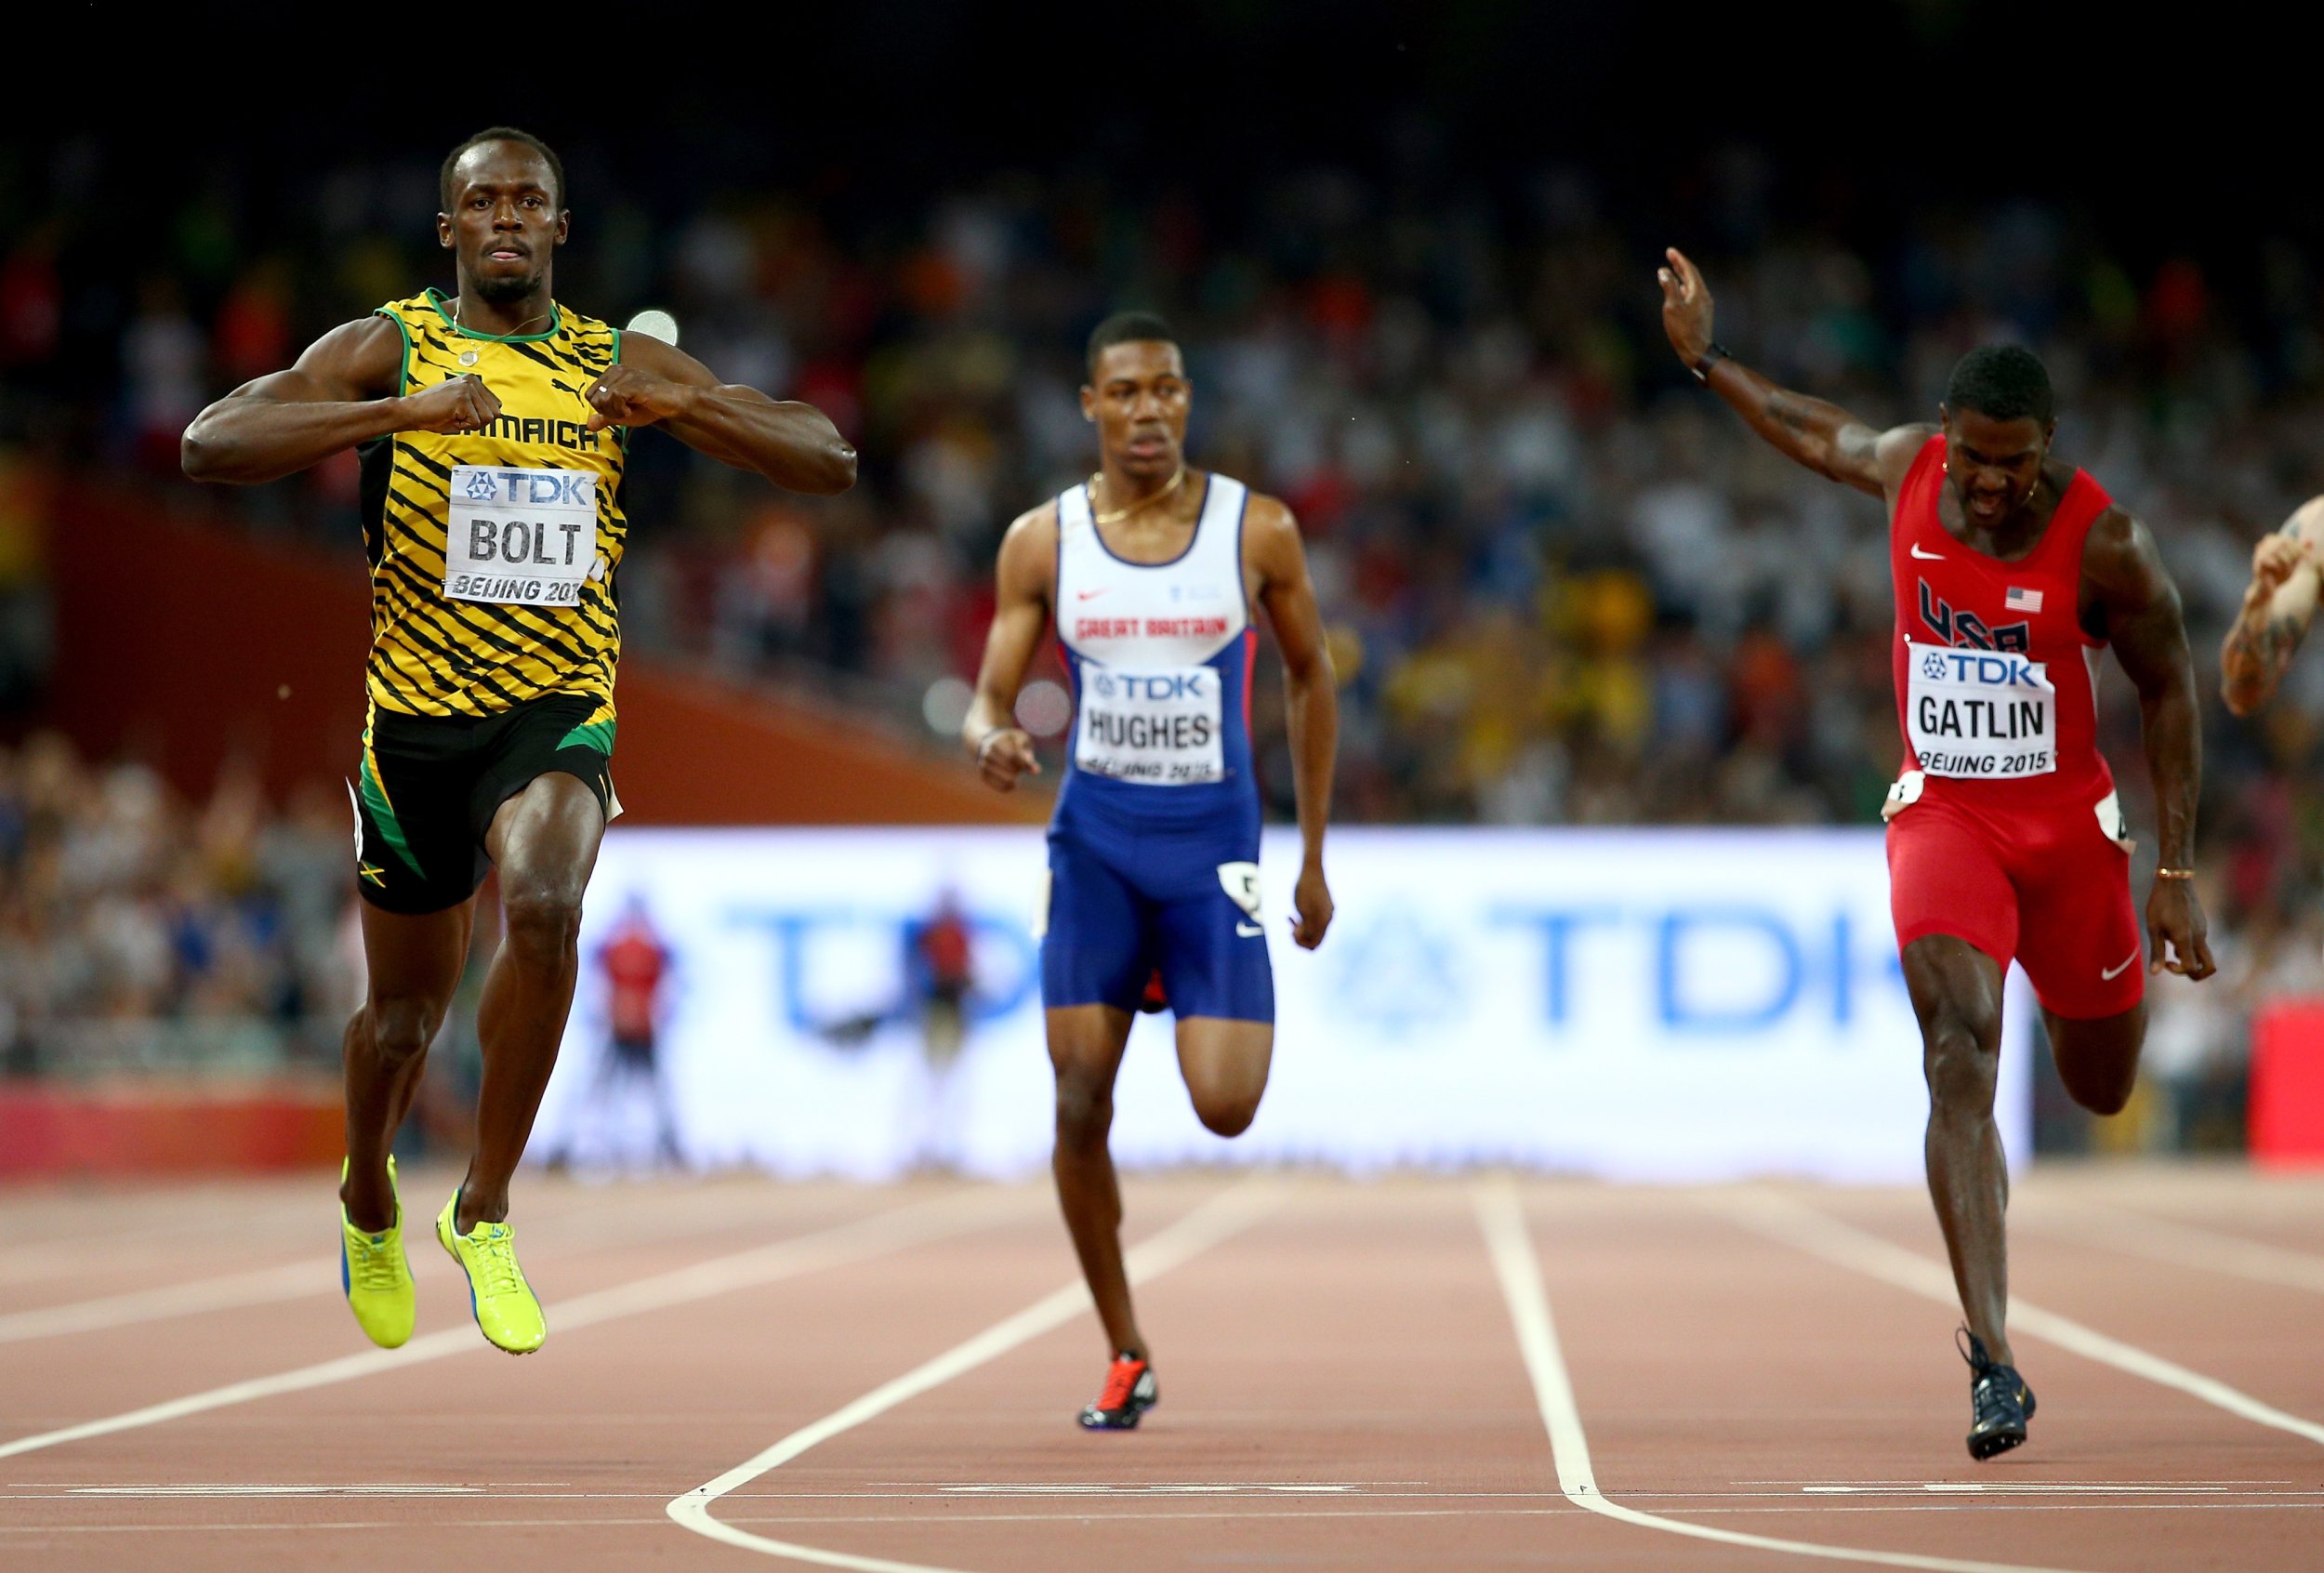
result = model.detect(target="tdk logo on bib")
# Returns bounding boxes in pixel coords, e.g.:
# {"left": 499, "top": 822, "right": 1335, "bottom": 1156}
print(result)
{"left": 461, "top": 469, "right": 594, "bottom": 507}
{"left": 1925, "top": 650, "right": 2040, "bottom": 688}
{"left": 445, "top": 464, "right": 600, "bottom": 609}
{"left": 1906, "top": 641, "right": 2056, "bottom": 780}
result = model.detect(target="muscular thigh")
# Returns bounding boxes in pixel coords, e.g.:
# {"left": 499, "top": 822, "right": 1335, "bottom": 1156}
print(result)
{"left": 354, "top": 710, "right": 494, "bottom": 916}
{"left": 1147, "top": 842, "right": 1274, "bottom": 1026}
{"left": 1887, "top": 798, "right": 2017, "bottom": 972}
{"left": 1042, "top": 832, "right": 1154, "bottom": 1015}
{"left": 474, "top": 687, "right": 618, "bottom": 864}
{"left": 486, "top": 770, "right": 607, "bottom": 899}
{"left": 1175, "top": 1016, "right": 1273, "bottom": 1105}
{"left": 2011, "top": 800, "right": 2143, "bottom": 1022}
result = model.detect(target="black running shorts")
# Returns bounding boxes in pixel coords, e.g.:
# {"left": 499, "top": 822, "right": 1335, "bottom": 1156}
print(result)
{"left": 350, "top": 694, "right": 617, "bottom": 915}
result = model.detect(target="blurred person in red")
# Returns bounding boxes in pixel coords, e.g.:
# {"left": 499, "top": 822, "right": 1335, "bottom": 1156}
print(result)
{"left": 548, "top": 895, "right": 681, "bottom": 1170}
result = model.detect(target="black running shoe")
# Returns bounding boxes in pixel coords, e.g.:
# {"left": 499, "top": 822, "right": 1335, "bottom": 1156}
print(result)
{"left": 1079, "top": 1352, "right": 1158, "bottom": 1431}
{"left": 1959, "top": 1328, "right": 2037, "bottom": 1460}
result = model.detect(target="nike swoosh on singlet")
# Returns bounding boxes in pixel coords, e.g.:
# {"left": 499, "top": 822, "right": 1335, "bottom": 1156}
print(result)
{"left": 1911, "top": 543, "right": 1945, "bottom": 561}
{"left": 1076, "top": 588, "right": 1110, "bottom": 601}
{"left": 2101, "top": 951, "right": 2139, "bottom": 981}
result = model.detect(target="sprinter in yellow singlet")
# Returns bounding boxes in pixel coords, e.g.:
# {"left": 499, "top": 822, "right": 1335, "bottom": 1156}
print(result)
{"left": 183, "top": 128, "right": 855, "bottom": 1355}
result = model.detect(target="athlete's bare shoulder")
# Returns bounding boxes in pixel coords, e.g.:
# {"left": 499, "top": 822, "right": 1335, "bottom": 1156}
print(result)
{"left": 253, "top": 313, "right": 409, "bottom": 402}
{"left": 309, "top": 313, "right": 408, "bottom": 377}
{"left": 2080, "top": 502, "right": 2171, "bottom": 603}
{"left": 1240, "top": 488, "right": 1297, "bottom": 535}
{"left": 1871, "top": 421, "right": 1941, "bottom": 491}
{"left": 995, "top": 497, "right": 1061, "bottom": 601}
{"left": 1238, "top": 487, "right": 1300, "bottom": 550}
{"left": 1002, "top": 496, "right": 1061, "bottom": 549}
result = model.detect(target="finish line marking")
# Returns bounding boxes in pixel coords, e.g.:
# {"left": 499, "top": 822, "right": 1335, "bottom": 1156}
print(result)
{"left": 1474, "top": 1183, "right": 2093, "bottom": 1573}
{"left": 667, "top": 1179, "right": 1282, "bottom": 1571}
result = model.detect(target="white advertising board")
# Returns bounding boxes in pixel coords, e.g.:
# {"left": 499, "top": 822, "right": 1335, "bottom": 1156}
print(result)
{"left": 531, "top": 827, "right": 2031, "bottom": 1182}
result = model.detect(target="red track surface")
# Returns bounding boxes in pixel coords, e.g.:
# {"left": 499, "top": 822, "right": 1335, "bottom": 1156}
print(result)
{"left": 3, "top": 1167, "right": 2320, "bottom": 1570}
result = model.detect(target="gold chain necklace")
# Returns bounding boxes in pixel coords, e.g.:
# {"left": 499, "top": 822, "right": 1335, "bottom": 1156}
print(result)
{"left": 1089, "top": 467, "right": 1187, "bottom": 527}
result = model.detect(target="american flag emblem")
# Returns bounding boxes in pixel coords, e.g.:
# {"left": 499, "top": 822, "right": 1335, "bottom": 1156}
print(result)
{"left": 2004, "top": 587, "right": 2044, "bottom": 614}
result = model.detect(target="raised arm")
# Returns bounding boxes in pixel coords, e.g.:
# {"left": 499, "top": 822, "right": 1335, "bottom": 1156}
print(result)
{"left": 2085, "top": 507, "right": 2215, "bottom": 981}
{"left": 2221, "top": 496, "right": 2324, "bottom": 717}
{"left": 181, "top": 316, "right": 500, "bottom": 484}
{"left": 577, "top": 333, "right": 856, "bottom": 495}
{"left": 1250, "top": 496, "right": 1337, "bottom": 950}
{"left": 1657, "top": 246, "right": 1928, "bottom": 500}
{"left": 961, "top": 505, "right": 1057, "bottom": 791}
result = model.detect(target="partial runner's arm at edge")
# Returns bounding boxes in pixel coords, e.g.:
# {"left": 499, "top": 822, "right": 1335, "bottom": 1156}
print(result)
{"left": 588, "top": 333, "right": 857, "bottom": 495}
{"left": 2221, "top": 496, "right": 2324, "bottom": 717}
{"left": 1656, "top": 245, "right": 1927, "bottom": 499}
{"left": 1251, "top": 495, "right": 1337, "bottom": 949}
{"left": 962, "top": 505, "right": 1057, "bottom": 792}
{"left": 2087, "top": 506, "right": 2216, "bottom": 980}
{"left": 181, "top": 317, "right": 422, "bottom": 484}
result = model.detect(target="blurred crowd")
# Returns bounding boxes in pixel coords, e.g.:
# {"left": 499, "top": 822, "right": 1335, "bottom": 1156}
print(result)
{"left": 0, "top": 733, "right": 355, "bottom": 1077}
{"left": 12, "top": 133, "right": 2324, "bottom": 1145}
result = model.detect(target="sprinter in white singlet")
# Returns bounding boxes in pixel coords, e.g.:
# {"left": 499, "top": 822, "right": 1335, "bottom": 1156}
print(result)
{"left": 964, "top": 312, "right": 1340, "bottom": 1431}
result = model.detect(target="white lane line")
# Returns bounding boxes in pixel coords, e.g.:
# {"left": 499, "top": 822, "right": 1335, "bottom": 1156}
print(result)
{"left": 1803, "top": 1486, "right": 2228, "bottom": 1496}
{"left": 937, "top": 1483, "right": 1357, "bottom": 1495}
{"left": 1473, "top": 1183, "right": 2090, "bottom": 1573}
{"left": 667, "top": 1179, "right": 1281, "bottom": 1571}
{"left": 0, "top": 1264, "right": 325, "bottom": 1345}
{"left": 68, "top": 1484, "right": 484, "bottom": 1497}
{"left": 0, "top": 1188, "right": 1032, "bottom": 1462}
{"left": 2027, "top": 1203, "right": 2324, "bottom": 1296}
{"left": 1720, "top": 1191, "right": 2324, "bottom": 1448}
{"left": 11, "top": 1501, "right": 2324, "bottom": 1538}
{"left": 0, "top": 1183, "right": 864, "bottom": 1345}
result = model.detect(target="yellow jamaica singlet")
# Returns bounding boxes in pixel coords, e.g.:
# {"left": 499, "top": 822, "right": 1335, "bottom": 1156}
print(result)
{"left": 359, "top": 289, "right": 627, "bottom": 720}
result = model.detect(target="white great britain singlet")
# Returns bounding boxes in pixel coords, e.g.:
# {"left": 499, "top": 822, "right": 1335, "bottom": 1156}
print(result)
{"left": 1053, "top": 474, "right": 1259, "bottom": 826}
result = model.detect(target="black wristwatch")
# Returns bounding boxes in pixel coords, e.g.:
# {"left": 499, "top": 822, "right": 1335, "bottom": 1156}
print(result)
{"left": 1690, "top": 342, "right": 1730, "bottom": 383}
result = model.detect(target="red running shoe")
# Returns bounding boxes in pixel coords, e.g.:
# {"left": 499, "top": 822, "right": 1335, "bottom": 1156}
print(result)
{"left": 1079, "top": 1351, "right": 1158, "bottom": 1431}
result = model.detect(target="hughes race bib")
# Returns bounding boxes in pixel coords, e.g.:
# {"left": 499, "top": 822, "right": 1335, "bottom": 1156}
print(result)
{"left": 444, "top": 465, "right": 600, "bottom": 607}
{"left": 1075, "top": 666, "right": 1224, "bottom": 785}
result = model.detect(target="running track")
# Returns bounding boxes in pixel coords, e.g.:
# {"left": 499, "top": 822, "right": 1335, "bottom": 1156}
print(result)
{"left": 3, "top": 1166, "right": 2319, "bottom": 1570}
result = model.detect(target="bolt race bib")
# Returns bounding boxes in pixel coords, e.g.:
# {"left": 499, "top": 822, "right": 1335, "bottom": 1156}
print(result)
{"left": 444, "top": 465, "right": 599, "bottom": 607}
{"left": 1907, "top": 643, "right": 2056, "bottom": 779}
{"left": 1075, "top": 666, "right": 1224, "bottom": 785}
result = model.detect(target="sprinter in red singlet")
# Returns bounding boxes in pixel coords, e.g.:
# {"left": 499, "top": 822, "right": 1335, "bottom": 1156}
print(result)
{"left": 1658, "top": 247, "right": 2214, "bottom": 1460}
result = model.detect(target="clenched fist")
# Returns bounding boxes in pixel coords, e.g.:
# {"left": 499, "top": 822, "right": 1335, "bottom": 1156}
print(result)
{"left": 399, "top": 373, "right": 501, "bottom": 435}
{"left": 583, "top": 364, "right": 694, "bottom": 431}
{"left": 1657, "top": 246, "right": 1716, "bottom": 368}
{"left": 974, "top": 728, "right": 1041, "bottom": 792}
{"left": 2244, "top": 531, "right": 2317, "bottom": 610}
